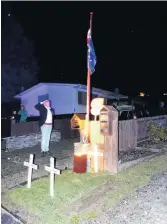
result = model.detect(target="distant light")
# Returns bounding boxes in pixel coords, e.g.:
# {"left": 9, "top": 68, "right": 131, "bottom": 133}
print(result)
{"left": 163, "top": 93, "right": 167, "bottom": 96}
{"left": 8, "top": 13, "right": 11, "bottom": 17}
{"left": 139, "top": 92, "right": 145, "bottom": 97}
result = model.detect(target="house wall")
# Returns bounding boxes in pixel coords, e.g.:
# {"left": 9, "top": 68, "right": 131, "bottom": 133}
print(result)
{"left": 75, "top": 104, "right": 87, "bottom": 114}
{"left": 47, "top": 85, "right": 76, "bottom": 115}
{"left": 20, "top": 85, "right": 76, "bottom": 116}
{"left": 18, "top": 83, "right": 128, "bottom": 116}
{"left": 20, "top": 85, "right": 48, "bottom": 116}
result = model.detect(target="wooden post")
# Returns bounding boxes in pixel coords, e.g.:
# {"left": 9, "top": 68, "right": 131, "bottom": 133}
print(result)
{"left": 24, "top": 154, "right": 38, "bottom": 188}
{"left": 102, "top": 106, "right": 119, "bottom": 173}
{"left": 45, "top": 157, "right": 60, "bottom": 197}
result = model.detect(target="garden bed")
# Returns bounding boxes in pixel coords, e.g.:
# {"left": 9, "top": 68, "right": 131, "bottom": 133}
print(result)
{"left": 118, "top": 147, "right": 157, "bottom": 164}
{"left": 137, "top": 140, "right": 167, "bottom": 149}
{"left": 118, "top": 140, "right": 167, "bottom": 164}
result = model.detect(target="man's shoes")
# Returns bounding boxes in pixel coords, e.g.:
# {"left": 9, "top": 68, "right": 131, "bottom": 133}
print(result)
{"left": 41, "top": 152, "right": 46, "bottom": 157}
{"left": 41, "top": 151, "right": 52, "bottom": 157}
{"left": 46, "top": 151, "right": 52, "bottom": 156}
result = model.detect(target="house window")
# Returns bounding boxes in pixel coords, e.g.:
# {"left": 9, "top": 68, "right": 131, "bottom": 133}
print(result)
{"left": 104, "top": 98, "right": 107, "bottom": 104}
{"left": 78, "top": 91, "right": 86, "bottom": 105}
{"left": 38, "top": 94, "right": 49, "bottom": 103}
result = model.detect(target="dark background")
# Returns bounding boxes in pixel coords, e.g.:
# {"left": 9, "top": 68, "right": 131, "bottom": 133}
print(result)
{"left": 7, "top": 1, "right": 167, "bottom": 96}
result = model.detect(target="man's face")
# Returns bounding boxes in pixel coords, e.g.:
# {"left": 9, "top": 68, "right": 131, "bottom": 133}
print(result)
{"left": 44, "top": 100, "right": 50, "bottom": 108}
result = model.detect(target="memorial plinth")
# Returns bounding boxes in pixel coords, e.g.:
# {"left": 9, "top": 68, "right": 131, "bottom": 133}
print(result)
{"left": 72, "top": 104, "right": 119, "bottom": 174}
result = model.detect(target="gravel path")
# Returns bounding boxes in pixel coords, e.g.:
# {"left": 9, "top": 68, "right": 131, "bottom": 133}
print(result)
{"left": 81, "top": 172, "right": 167, "bottom": 224}
{"left": 1, "top": 139, "right": 78, "bottom": 192}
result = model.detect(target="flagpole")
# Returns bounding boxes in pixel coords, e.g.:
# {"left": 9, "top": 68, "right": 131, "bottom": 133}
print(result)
{"left": 85, "top": 12, "right": 93, "bottom": 142}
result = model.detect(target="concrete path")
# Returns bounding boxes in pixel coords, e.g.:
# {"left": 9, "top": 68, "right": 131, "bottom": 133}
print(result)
{"left": 1, "top": 208, "right": 23, "bottom": 224}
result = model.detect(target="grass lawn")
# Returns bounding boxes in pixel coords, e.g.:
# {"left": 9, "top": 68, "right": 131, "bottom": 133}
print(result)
{"left": 2, "top": 153, "right": 167, "bottom": 224}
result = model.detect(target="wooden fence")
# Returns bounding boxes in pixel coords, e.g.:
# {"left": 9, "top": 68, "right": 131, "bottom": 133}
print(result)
{"left": 7, "top": 115, "right": 167, "bottom": 151}
{"left": 10, "top": 119, "right": 80, "bottom": 139}
{"left": 119, "top": 115, "right": 167, "bottom": 151}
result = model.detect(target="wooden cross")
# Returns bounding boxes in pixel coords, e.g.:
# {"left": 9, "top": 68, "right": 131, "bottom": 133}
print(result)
{"left": 24, "top": 154, "right": 38, "bottom": 188}
{"left": 45, "top": 157, "right": 60, "bottom": 197}
{"left": 88, "top": 144, "right": 103, "bottom": 173}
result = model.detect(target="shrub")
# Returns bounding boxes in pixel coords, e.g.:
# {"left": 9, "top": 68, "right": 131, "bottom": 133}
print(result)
{"left": 148, "top": 120, "right": 167, "bottom": 143}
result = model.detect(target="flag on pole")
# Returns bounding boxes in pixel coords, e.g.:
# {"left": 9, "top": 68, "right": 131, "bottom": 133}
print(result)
{"left": 87, "top": 29, "right": 97, "bottom": 75}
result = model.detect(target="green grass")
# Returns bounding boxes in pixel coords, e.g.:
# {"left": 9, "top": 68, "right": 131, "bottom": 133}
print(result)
{"left": 4, "top": 171, "right": 111, "bottom": 224}
{"left": 3, "top": 154, "right": 167, "bottom": 224}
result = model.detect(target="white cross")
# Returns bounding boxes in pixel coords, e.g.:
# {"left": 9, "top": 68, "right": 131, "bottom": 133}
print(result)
{"left": 24, "top": 154, "right": 38, "bottom": 188}
{"left": 45, "top": 157, "right": 60, "bottom": 197}
{"left": 88, "top": 145, "right": 103, "bottom": 173}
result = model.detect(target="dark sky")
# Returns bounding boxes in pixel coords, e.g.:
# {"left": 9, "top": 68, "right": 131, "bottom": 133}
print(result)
{"left": 8, "top": 2, "right": 167, "bottom": 95}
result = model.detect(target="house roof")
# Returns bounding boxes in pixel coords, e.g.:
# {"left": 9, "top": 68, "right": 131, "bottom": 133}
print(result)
{"left": 14, "top": 83, "right": 78, "bottom": 98}
{"left": 14, "top": 82, "right": 128, "bottom": 100}
{"left": 75, "top": 84, "right": 128, "bottom": 99}
{"left": 71, "top": 113, "right": 86, "bottom": 120}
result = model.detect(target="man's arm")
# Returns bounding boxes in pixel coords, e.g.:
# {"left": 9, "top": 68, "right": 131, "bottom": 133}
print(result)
{"left": 34, "top": 102, "right": 44, "bottom": 110}
{"left": 51, "top": 108, "right": 55, "bottom": 115}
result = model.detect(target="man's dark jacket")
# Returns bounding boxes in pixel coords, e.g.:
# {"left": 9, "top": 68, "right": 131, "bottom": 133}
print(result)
{"left": 35, "top": 103, "right": 54, "bottom": 127}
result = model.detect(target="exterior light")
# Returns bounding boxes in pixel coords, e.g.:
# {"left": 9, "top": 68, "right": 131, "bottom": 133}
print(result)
{"left": 139, "top": 92, "right": 145, "bottom": 97}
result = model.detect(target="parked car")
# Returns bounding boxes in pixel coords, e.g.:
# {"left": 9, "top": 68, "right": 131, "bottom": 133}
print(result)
{"left": 119, "top": 110, "right": 136, "bottom": 120}
{"left": 135, "top": 108, "right": 150, "bottom": 118}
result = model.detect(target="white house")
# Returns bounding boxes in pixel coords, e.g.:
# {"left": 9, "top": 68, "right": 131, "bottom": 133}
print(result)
{"left": 14, "top": 83, "right": 128, "bottom": 116}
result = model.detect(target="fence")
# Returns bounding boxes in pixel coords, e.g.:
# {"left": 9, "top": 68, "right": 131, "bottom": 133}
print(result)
{"left": 10, "top": 119, "right": 80, "bottom": 139}
{"left": 3, "top": 115, "right": 167, "bottom": 151}
{"left": 1, "top": 119, "right": 12, "bottom": 138}
{"left": 119, "top": 115, "right": 167, "bottom": 151}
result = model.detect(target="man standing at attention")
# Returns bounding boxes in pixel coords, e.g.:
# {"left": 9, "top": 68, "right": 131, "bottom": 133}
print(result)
{"left": 35, "top": 100, "right": 54, "bottom": 157}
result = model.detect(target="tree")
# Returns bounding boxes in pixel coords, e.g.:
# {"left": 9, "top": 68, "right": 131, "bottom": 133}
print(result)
{"left": 1, "top": 3, "right": 39, "bottom": 102}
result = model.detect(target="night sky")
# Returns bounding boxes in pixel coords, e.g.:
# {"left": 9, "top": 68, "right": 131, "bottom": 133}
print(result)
{"left": 7, "top": 2, "right": 167, "bottom": 96}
